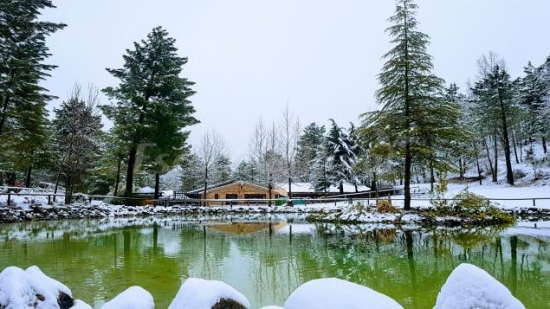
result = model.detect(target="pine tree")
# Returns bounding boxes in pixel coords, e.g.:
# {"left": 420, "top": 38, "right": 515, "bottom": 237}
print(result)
{"left": 311, "top": 142, "right": 331, "bottom": 193}
{"left": 519, "top": 59, "right": 549, "bottom": 153}
{"left": 365, "top": 0, "right": 460, "bottom": 209}
{"left": 472, "top": 64, "right": 518, "bottom": 185}
{"left": 325, "top": 119, "right": 356, "bottom": 193}
{"left": 0, "top": 0, "right": 66, "bottom": 175}
{"left": 102, "top": 27, "right": 199, "bottom": 197}
{"left": 180, "top": 153, "right": 204, "bottom": 192}
{"left": 233, "top": 160, "right": 257, "bottom": 183}
{"left": 52, "top": 86, "right": 103, "bottom": 204}
{"left": 211, "top": 154, "right": 232, "bottom": 184}
{"left": 295, "top": 123, "right": 326, "bottom": 182}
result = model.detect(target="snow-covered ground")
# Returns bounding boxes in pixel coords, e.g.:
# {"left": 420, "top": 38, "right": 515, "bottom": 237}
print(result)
{"left": 386, "top": 182, "right": 550, "bottom": 210}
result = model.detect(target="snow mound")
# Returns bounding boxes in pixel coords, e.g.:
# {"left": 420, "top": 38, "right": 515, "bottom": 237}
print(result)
{"left": 0, "top": 265, "right": 89, "bottom": 309}
{"left": 101, "top": 286, "right": 154, "bottom": 309}
{"left": 258, "top": 306, "right": 283, "bottom": 309}
{"left": 284, "top": 278, "right": 403, "bottom": 309}
{"left": 434, "top": 263, "right": 526, "bottom": 309}
{"left": 138, "top": 187, "right": 155, "bottom": 194}
{"left": 168, "top": 278, "right": 251, "bottom": 309}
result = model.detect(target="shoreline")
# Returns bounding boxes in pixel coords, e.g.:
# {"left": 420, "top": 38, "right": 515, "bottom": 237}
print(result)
{"left": 1, "top": 201, "right": 549, "bottom": 225}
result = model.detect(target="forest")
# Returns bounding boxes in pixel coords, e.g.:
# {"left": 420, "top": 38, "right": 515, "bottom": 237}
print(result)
{"left": 1, "top": 0, "right": 549, "bottom": 209}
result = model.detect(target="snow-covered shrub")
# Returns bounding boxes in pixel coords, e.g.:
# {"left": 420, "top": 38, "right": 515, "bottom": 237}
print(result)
{"left": 449, "top": 189, "right": 515, "bottom": 225}
{"left": 512, "top": 169, "right": 526, "bottom": 179}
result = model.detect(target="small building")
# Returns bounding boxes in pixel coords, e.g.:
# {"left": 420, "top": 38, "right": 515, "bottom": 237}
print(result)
{"left": 186, "top": 180, "right": 287, "bottom": 205}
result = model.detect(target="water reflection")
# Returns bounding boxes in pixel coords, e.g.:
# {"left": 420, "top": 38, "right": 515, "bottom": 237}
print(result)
{"left": 0, "top": 217, "right": 548, "bottom": 308}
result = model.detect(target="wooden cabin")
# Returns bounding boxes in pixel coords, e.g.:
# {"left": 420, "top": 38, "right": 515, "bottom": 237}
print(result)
{"left": 187, "top": 180, "right": 287, "bottom": 206}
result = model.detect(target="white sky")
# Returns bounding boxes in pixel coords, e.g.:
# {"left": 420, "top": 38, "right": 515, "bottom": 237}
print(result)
{"left": 40, "top": 0, "right": 550, "bottom": 163}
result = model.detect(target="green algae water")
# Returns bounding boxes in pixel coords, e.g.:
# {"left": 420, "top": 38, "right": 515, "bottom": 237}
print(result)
{"left": 0, "top": 216, "right": 548, "bottom": 308}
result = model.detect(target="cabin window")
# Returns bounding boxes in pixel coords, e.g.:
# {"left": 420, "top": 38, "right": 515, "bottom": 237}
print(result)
{"left": 214, "top": 194, "right": 219, "bottom": 199}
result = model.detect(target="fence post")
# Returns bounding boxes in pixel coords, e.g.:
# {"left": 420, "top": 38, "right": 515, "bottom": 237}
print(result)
{"left": 48, "top": 195, "right": 51, "bottom": 205}
{"left": 533, "top": 199, "right": 536, "bottom": 207}
{"left": 7, "top": 193, "right": 11, "bottom": 206}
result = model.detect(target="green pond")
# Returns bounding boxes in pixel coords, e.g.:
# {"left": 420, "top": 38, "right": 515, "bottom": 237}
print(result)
{"left": 0, "top": 215, "right": 549, "bottom": 308}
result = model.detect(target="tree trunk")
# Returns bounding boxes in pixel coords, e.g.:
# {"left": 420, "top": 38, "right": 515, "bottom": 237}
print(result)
{"left": 287, "top": 176, "right": 292, "bottom": 199}
{"left": 458, "top": 157, "right": 464, "bottom": 180}
{"left": 543, "top": 136, "right": 548, "bottom": 154}
{"left": 25, "top": 164, "right": 32, "bottom": 188}
{"left": 64, "top": 176, "right": 72, "bottom": 204}
{"left": 474, "top": 143, "right": 483, "bottom": 185}
{"left": 498, "top": 96, "right": 514, "bottom": 185}
{"left": 372, "top": 172, "right": 378, "bottom": 198}
{"left": 493, "top": 135, "right": 498, "bottom": 182}
{"left": 429, "top": 158, "right": 435, "bottom": 192}
{"left": 203, "top": 166, "right": 208, "bottom": 207}
{"left": 124, "top": 146, "right": 138, "bottom": 196}
{"left": 483, "top": 138, "right": 495, "bottom": 182}
{"left": 154, "top": 172, "right": 160, "bottom": 200}
{"left": 53, "top": 172, "right": 61, "bottom": 202}
{"left": 511, "top": 130, "right": 519, "bottom": 164}
{"left": 114, "top": 157, "right": 122, "bottom": 196}
{"left": 404, "top": 146, "right": 412, "bottom": 210}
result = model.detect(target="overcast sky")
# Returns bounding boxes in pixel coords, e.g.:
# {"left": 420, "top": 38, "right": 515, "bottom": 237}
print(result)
{"left": 40, "top": 0, "right": 550, "bottom": 163}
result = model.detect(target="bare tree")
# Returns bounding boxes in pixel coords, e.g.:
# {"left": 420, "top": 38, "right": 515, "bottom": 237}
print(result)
{"left": 279, "top": 103, "right": 301, "bottom": 199}
{"left": 197, "top": 129, "right": 227, "bottom": 205}
{"left": 248, "top": 118, "right": 283, "bottom": 205}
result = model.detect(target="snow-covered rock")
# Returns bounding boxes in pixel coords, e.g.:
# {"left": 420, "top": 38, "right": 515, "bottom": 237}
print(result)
{"left": 100, "top": 286, "right": 154, "bottom": 309}
{"left": 434, "top": 263, "right": 526, "bottom": 309}
{"left": 284, "top": 278, "right": 403, "bottom": 309}
{"left": 0, "top": 265, "right": 89, "bottom": 309}
{"left": 168, "top": 278, "right": 251, "bottom": 309}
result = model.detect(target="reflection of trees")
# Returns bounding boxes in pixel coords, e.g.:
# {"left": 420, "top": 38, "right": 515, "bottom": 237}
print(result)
{"left": 1, "top": 219, "right": 550, "bottom": 308}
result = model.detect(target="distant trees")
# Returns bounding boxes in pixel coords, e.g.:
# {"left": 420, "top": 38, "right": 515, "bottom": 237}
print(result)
{"left": 101, "top": 27, "right": 198, "bottom": 197}
{"left": 52, "top": 85, "right": 103, "bottom": 204}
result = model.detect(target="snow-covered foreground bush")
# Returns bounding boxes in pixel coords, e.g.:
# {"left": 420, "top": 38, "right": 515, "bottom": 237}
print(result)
{"left": 284, "top": 278, "right": 404, "bottom": 309}
{"left": 434, "top": 263, "right": 526, "bottom": 309}
{"left": 0, "top": 263, "right": 525, "bottom": 308}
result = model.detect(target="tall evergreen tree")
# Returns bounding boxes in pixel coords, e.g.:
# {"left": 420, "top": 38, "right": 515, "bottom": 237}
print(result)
{"left": 0, "top": 0, "right": 65, "bottom": 174}
{"left": 102, "top": 27, "right": 199, "bottom": 197}
{"left": 365, "top": 0, "right": 459, "bottom": 209}
{"left": 472, "top": 64, "right": 517, "bottom": 185}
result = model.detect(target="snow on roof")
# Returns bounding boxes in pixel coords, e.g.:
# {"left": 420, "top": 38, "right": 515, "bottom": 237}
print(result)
{"left": 434, "top": 263, "right": 525, "bottom": 309}
{"left": 168, "top": 278, "right": 251, "bottom": 309}
{"left": 279, "top": 182, "right": 370, "bottom": 193}
{"left": 284, "top": 278, "right": 403, "bottom": 309}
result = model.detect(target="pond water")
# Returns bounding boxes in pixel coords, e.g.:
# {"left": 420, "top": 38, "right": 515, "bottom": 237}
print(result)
{"left": 0, "top": 215, "right": 549, "bottom": 308}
